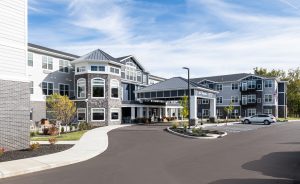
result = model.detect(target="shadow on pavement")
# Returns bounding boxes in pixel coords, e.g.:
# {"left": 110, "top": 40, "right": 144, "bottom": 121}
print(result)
{"left": 278, "top": 142, "right": 300, "bottom": 145}
{"left": 209, "top": 152, "right": 300, "bottom": 184}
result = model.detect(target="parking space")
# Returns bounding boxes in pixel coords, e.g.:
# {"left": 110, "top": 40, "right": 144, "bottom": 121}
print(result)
{"left": 207, "top": 122, "right": 286, "bottom": 133}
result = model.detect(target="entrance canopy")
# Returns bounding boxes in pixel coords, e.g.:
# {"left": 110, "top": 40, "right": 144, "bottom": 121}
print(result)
{"left": 135, "top": 77, "right": 218, "bottom": 101}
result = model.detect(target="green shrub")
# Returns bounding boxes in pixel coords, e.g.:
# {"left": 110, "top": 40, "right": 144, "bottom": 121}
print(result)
{"left": 79, "top": 122, "right": 91, "bottom": 131}
{"left": 30, "top": 131, "right": 36, "bottom": 137}
{"left": 183, "top": 122, "right": 189, "bottom": 130}
{"left": 171, "top": 122, "right": 179, "bottom": 129}
{"left": 30, "top": 142, "right": 40, "bottom": 151}
{"left": 61, "top": 127, "right": 65, "bottom": 133}
{"left": 70, "top": 126, "right": 73, "bottom": 131}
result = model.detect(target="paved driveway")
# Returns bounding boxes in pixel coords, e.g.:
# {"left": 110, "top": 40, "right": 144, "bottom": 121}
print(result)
{"left": 1, "top": 122, "right": 300, "bottom": 184}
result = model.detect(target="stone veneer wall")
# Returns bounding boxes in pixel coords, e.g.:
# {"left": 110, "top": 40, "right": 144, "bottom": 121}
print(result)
{"left": 75, "top": 73, "right": 122, "bottom": 126}
{"left": 0, "top": 80, "right": 30, "bottom": 150}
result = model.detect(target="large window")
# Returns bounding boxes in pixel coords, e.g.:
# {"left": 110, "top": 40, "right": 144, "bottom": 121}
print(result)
{"left": 217, "top": 96, "right": 223, "bottom": 104}
{"left": 91, "top": 65, "right": 105, "bottom": 72}
{"left": 77, "top": 108, "right": 86, "bottom": 121}
{"left": 77, "top": 78, "right": 86, "bottom": 98}
{"left": 231, "top": 96, "right": 239, "bottom": 103}
{"left": 242, "top": 82, "right": 247, "bottom": 91}
{"left": 59, "top": 60, "right": 69, "bottom": 73}
{"left": 264, "top": 94, "right": 273, "bottom": 103}
{"left": 42, "top": 56, "right": 53, "bottom": 70}
{"left": 42, "top": 82, "right": 53, "bottom": 95}
{"left": 248, "top": 94, "right": 256, "bottom": 103}
{"left": 111, "top": 79, "right": 119, "bottom": 98}
{"left": 232, "top": 83, "right": 239, "bottom": 90}
{"left": 242, "top": 95, "right": 247, "bottom": 105}
{"left": 111, "top": 108, "right": 120, "bottom": 121}
{"left": 92, "top": 108, "right": 105, "bottom": 121}
{"left": 216, "top": 84, "right": 223, "bottom": 91}
{"left": 59, "top": 84, "right": 69, "bottom": 96}
{"left": 248, "top": 80, "right": 256, "bottom": 89}
{"left": 202, "top": 109, "right": 209, "bottom": 117}
{"left": 30, "top": 81, "right": 34, "bottom": 94}
{"left": 28, "top": 52, "right": 33, "bottom": 66}
{"left": 77, "top": 66, "right": 86, "bottom": 73}
{"left": 265, "top": 80, "right": 273, "bottom": 88}
{"left": 264, "top": 109, "right": 272, "bottom": 115}
{"left": 248, "top": 109, "right": 256, "bottom": 116}
{"left": 92, "top": 78, "right": 105, "bottom": 98}
{"left": 110, "top": 67, "right": 120, "bottom": 74}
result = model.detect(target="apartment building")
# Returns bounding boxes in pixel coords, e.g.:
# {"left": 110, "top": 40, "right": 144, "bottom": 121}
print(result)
{"left": 192, "top": 73, "right": 288, "bottom": 118}
{"left": 0, "top": 0, "right": 30, "bottom": 150}
{"left": 27, "top": 44, "right": 167, "bottom": 126}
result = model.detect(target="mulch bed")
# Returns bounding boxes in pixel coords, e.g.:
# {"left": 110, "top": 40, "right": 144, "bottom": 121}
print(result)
{"left": 0, "top": 144, "right": 74, "bottom": 162}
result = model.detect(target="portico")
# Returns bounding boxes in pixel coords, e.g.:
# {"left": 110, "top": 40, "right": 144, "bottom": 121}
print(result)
{"left": 135, "top": 77, "right": 218, "bottom": 124}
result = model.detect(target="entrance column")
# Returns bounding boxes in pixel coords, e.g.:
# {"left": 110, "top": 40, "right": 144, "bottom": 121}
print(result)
{"left": 190, "top": 96, "right": 198, "bottom": 125}
{"left": 164, "top": 107, "right": 168, "bottom": 117}
{"left": 175, "top": 108, "right": 179, "bottom": 119}
{"left": 137, "top": 107, "right": 143, "bottom": 118}
{"left": 158, "top": 108, "right": 162, "bottom": 118}
{"left": 131, "top": 107, "right": 135, "bottom": 120}
{"left": 209, "top": 98, "right": 217, "bottom": 122}
{"left": 146, "top": 107, "right": 149, "bottom": 118}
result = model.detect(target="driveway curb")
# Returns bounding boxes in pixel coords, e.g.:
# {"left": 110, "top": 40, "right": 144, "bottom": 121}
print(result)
{"left": 0, "top": 125, "right": 130, "bottom": 179}
{"left": 166, "top": 127, "right": 227, "bottom": 139}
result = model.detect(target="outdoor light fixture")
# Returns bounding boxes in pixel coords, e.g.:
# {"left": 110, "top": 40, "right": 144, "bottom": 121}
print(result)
{"left": 182, "top": 67, "right": 191, "bottom": 129}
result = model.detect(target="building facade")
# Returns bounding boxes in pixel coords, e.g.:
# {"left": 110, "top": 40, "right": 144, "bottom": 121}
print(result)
{"left": 192, "top": 73, "right": 288, "bottom": 118}
{"left": 0, "top": 0, "right": 30, "bottom": 150}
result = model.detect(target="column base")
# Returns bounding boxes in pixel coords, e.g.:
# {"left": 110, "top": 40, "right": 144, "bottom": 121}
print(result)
{"left": 209, "top": 116, "right": 217, "bottom": 123}
{"left": 190, "top": 119, "right": 198, "bottom": 126}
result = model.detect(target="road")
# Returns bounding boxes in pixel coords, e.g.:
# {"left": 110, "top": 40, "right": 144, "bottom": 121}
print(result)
{"left": 1, "top": 122, "right": 300, "bottom": 184}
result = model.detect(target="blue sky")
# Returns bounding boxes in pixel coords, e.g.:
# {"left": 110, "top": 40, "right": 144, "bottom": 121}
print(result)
{"left": 29, "top": 0, "right": 300, "bottom": 78}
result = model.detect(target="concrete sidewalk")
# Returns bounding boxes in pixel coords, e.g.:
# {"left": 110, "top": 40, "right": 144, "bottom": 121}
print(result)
{"left": 0, "top": 125, "right": 129, "bottom": 179}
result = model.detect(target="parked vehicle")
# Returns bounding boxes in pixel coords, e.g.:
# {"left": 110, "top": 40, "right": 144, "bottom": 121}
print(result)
{"left": 241, "top": 114, "right": 276, "bottom": 125}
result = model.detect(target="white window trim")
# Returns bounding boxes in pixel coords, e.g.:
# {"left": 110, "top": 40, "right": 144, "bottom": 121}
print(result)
{"left": 110, "top": 79, "right": 119, "bottom": 99}
{"left": 77, "top": 78, "right": 86, "bottom": 99}
{"left": 58, "top": 83, "right": 70, "bottom": 96}
{"left": 265, "top": 80, "right": 273, "bottom": 88}
{"left": 217, "top": 96, "right": 223, "bottom": 104}
{"left": 231, "top": 96, "right": 239, "bottom": 103}
{"left": 76, "top": 66, "right": 87, "bottom": 74}
{"left": 77, "top": 108, "right": 86, "bottom": 121}
{"left": 231, "top": 83, "right": 239, "bottom": 90}
{"left": 59, "top": 60, "right": 70, "bottom": 74}
{"left": 110, "top": 108, "right": 120, "bottom": 121}
{"left": 42, "top": 81, "right": 54, "bottom": 96}
{"left": 42, "top": 55, "right": 53, "bottom": 70}
{"left": 91, "top": 108, "right": 105, "bottom": 122}
{"left": 91, "top": 78, "right": 105, "bottom": 99}
{"left": 264, "top": 94, "right": 273, "bottom": 103}
{"left": 90, "top": 65, "right": 106, "bottom": 72}
{"left": 216, "top": 84, "right": 223, "bottom": 91}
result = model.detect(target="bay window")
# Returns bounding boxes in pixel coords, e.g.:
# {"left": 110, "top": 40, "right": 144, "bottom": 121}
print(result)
{"left": 111, "top": 79, "right": 119, "bottom": 98}
{"left": 77, "top": 78, "right": 86, "bottom": 98}
{"left": 92, "top": 78, "right": 105, "bottom": 98}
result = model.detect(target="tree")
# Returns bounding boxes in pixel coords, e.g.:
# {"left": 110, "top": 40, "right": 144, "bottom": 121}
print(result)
{"left": 180, "top": 95, "right": 189, "bottom": 119}
{"left": 253, "top": 67, "right": 286, "bottom": 78}
{"left": 224, "top": 102, "right": 234, "bottom": 121}
{"left": 46, "top": 93, "right": 76, "bottom": 125}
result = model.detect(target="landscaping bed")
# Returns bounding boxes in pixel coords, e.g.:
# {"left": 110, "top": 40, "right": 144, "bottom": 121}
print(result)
{"left": 170, "top": 127, "right": 225, "bottom": 137}
{"left": 31, "top": 130, "right": 87, "bottom": 141}
{"left": 0, "top": 144, "right": 74, "bottom": 162}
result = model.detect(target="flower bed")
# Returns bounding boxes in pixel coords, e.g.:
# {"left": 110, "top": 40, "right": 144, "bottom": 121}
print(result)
{"left": 167, "top": 127, "right": 226, "bottom": 139}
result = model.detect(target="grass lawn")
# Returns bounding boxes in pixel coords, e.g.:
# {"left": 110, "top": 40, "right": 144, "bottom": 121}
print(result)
{"left": 31, "top": 130, "right": 88, "bottom": 141}
{"left": 277, "top": 117, "right": 300, "bottom": 121}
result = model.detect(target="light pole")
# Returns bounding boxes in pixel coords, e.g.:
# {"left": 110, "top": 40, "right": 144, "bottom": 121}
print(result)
{"left": 182, "top": 67, "right": 191, "bottom": 129}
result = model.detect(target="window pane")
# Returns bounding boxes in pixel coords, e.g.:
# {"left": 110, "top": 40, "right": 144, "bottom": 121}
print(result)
{"left": 111, "top": 88, "right": 118, "bottom": 98}
{"left": 93, "top": 86, "right": 104, "bottom": 97}
{"left": 93, "top": 112, "right": 104, "bottom": 120}
{"left": 99, "top": 66, "right": 105, "bottom": 71}
{"left": 111, "top": 112, "right": 119, "bottom": 120}
{"left": 91, "top": 66, "right": 97, "bottom": 71}
{"left": 42, "top": 56, "right": 48, "bottom": 69}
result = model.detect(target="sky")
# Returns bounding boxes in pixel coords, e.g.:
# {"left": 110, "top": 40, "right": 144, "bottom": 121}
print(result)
{"left": 29, "top": 0, "right": 300, "bottom": 78}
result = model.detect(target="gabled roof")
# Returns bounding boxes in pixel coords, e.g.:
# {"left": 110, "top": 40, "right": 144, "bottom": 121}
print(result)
{"left": 28, "top": 43, "right": 79, "bottom": 58}
{"left": 118, "top": 55, "right": 146, "bottom": 71}
{"left": 136, "top": 77, "right": 216, "bottom": 93}
{"left": 192, "top": 73, "right": 251, "bottom": 83}
{"left": 72, "top": 49, "right": 120, "bottom": 64}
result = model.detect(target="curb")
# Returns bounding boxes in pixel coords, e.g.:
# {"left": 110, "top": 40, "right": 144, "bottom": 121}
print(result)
{"left": 0, "top": 125, "right": 130, "bottom": 179}
{"left": 166, "top": 127, "right": 227, "bottom": 139}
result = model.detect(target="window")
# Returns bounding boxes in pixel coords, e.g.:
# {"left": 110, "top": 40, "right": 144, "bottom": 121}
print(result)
{"left": 232, "top": 109, "right": 239, "bottom": 117}
{"left": 91, "top": 65, "right": 105, "bottom": 72}
{"left": 137, "top": 72, "right": 142, "bottom": 82}
{"left": 248, "top": 95, "right": 256, "bottom": 103}
{"left": 265, "top": 80, "right": 273, "bottom": 88}
{"left": 242, "top": 95, "right": 247, "bottom": 105}
{"left": 216, "top": 84, "right": 223, "bottom": 91}
{"left": 92, "top": 108, "right": 105, "bottom": 121}
{"left": 77, "top": 108, "right": 86, "bottom": 121}
{"left": 30, "top": 108, "right": 33, "bottom": 121}
{"left": 30, "top": 81, "right": 34, "bottom": 94}
{"left": 217, "top": 109, "right": 223, "bottom": 117}
{"left": 231, "top": 96, "right": 239, "bottom": 103}
{"left": 248, "top": 80, "right": 256, "bottom": 89}
{"left": 264, "top": 109, "right": 273, "bottom": 115}
{"left": 202, "top": 109, "right": 209, "bottom": 117}
{"left": 257, "top": 84, "right": 262, "bottom": 90}
{"left": 264, "top": 94, "right": 273, "bottom": 103}
{"left": 77, "top": 78, "right": 86, "bottom": 98}
{"left": 77, "top": 66, "right": 86, "bottom": 73}
{"left": 110, "top": 67, "right": 120, "bottom": 74}
{"left": 111, "top": 79, "right": 119, "bottom": 98}
{"left": 202, "top": 99, "right": 209, "bottom": 104}
{"left": 28, "top": 52, "right": 33, "bottom": 66}
{"left": 59, "top": 84, "right": 69, "bottom": 96}
{"left": 59, "top": 60, "right": 69, "bottom": 73}
{"left": 248, "top": 109, "right": 256, "bottom": 116}
{"left": 111, "top": 108, "right": 120, "bottom": 121}
{"left": 242, "top": 82, "right": 247, "bottom": 91}
{"left": 232, "top": 83, "right": 239, "bottom": 90}
{"left": 42, "top": 82, "right": 53, "bottom": 95}
{"left": 92, "top": 78, "right": 105, "bottom": 98}
{"left": 257, "top": 98, "right": 261, "bottom": 103}
{"left": 143, "top": 74, "right": 148, "bottom": 84}
{"left": 217, "top": 97, "right": 223, "bottom": 104}
{"left": 42, "top": 56, "right": 53, "bottom": 70}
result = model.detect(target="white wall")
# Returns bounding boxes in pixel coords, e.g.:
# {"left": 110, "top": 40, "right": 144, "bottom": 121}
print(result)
{"left": 28, "top": 51, "right": 75, "bottom": 101}
{"left": 0, "top": 0, "right": 28, "bottom": 82}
